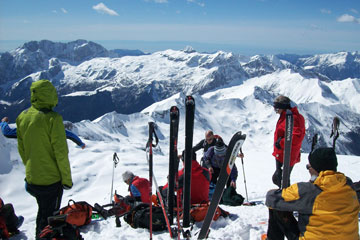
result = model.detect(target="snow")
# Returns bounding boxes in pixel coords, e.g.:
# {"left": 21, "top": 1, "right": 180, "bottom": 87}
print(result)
{"left": 1, "top": 92, "right": 359, "bottom": 239}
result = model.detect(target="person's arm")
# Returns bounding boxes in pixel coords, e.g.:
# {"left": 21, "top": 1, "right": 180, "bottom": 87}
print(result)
{"left": 51, "top": 115, "right": 72, "bottom": 188}
{"left": 230, "top": 164, "right": 238, "bottom": 187}
{"left": 203, "top": 147, "right": 214, "bottom": 170}
{"left": 65, "top": 130, "right": 85, "bottom": 149}
{"left": 192, "top": 139, "right": 205, "bottom": 152}
{"left": 15, "top": 118, "right": 26, "bottom": 165}
{"left": 265, "top": 182, "right": 321, "bottom": 214}
{"left": 130, "top": 184, "right": 142, "bottom": 202}
{"left": 0, "top": 121, "right": 17, "bottom": 138}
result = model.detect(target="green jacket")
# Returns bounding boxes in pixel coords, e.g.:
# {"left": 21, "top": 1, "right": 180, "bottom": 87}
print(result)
{"left": 16, "top": 80, "right": 72, "bottom": 186}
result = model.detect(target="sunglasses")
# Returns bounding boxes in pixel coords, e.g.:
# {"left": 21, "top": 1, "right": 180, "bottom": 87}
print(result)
{"left": 306, "top": 164, "right": 311, "bottom": 170}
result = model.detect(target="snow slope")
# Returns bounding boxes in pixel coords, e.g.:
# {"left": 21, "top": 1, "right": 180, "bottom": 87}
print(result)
{"left": 1, "top": 92, "right": 359, "bottom": 239}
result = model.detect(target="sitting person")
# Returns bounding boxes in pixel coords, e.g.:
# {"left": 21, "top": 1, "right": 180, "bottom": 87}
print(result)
{"left": 122, "top": 171, "right": 151, "bottom": 204}
{"left": 0, "top": 197, "right": 24, "bottom": 238}
{"left": 264, "top": 147, "right": 359, "bottom": 240}
{"left": 1, "top": 116, "right": 86, "bottom": 149}
{"left": 162, "top": 151, "right": 211, "bottom": 204}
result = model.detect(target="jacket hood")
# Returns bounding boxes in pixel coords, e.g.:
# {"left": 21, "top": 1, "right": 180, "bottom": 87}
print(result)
{"left": 314, "top": 171, "right": 347, "bottom": 192}
{"left": 30, "top": 80, "right": 58, "bottom": 110}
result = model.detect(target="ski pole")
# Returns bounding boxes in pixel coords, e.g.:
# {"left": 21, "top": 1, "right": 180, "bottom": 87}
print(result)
{"left": 239, "top": 148, "right": 249, "bottom": 203}
{"left": 110, "top": 152, "right": 120, "bottom": 204}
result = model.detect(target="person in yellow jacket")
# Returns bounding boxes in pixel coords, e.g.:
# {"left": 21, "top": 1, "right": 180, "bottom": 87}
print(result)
{"left": 16, "top": 80, "right": 73, "bottom": 239}
{"left": 265, "top": 147, "right": 359, "bottom": 240}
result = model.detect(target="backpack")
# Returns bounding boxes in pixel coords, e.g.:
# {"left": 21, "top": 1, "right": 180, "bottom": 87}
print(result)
{"left": 124, "top": 203, "right": 167, "bottom": 231}
{"left": 39, "top": 215, "right": 83, "bottom": 240}
{"left": 0, "top": 216, "right": 10, "bottom": 239}
{"left": 221, "top": 186, "right": 245, "bottom": 206}
{"left": 57, "top": 200, "right": 93, "bottom": 227}
{"left": 184, "top": 203, "right": 229, "bottom": 222}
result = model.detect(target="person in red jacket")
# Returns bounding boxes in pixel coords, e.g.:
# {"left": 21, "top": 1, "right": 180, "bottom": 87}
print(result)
{"left": 162, "top": 151, "right": 211, "bottom": 204}
{"left": 272, "top": 95, "right": 306, "bottom": 188}
{"left": 122, "top": 171, "right": 151, "bottom": 204}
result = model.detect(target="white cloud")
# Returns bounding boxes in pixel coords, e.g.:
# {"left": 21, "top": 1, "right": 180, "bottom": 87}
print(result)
{"left": 61, "top": 8, "right": 68, "bottom": 14}
{"left": 337, "top": 14, "right": 360, "bottom": 24}
{"left": 144, "top": 0, "right": 168, "bottom": 3}
{"left": 52, "top": 10, "right": 57, "bottom": 14}
{"left": 93, "top": 3, "right": 119, "bottom": 16}
{"left": 320, "top": 9, "right": 331, "bottom": 14}
{"left": 187, "top": 0, "right": 205, "bottom": 7}
{"left": 350, "top": 9, "right": 358, "bottom": 14}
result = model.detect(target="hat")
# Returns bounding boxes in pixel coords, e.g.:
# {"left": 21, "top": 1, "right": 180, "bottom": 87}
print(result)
{"left": 214, "top": 141, "right": 226, "bottom": 156}
{"left": 273, "top": 95, "right": 291, "bottom": 109}
{"left": 122, "top": 171, "right": 135, "bottom": 183}
{"left": 309, "top": 148, "right": 337, "bottom": 173}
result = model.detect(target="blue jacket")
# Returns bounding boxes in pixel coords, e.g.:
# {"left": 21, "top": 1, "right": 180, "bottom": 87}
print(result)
{"left": 1, "top": 121, "right": 85, "bottom": 148}
{"left": 204, "top": 146, "right": 238, "bottom": 182}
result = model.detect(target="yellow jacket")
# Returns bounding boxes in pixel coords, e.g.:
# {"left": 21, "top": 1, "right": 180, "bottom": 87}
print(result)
{"left": 266, "top": 171, "right": 359, "bottom": 240}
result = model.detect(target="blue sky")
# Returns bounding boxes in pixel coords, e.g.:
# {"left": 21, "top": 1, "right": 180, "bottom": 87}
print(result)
{"left": 0, "top": 0, "right": 359, "bottom": 55}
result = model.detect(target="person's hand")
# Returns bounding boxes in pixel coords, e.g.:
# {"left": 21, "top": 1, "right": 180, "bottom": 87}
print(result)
{"left": 209, "top": 167, "right": 214, "bottom": 174}
{"left": 81, "top": 144, "right": 86, "bottom": 149}
{"left": 230, "top": 181, "right": 236, "bottom": 189}
{"left": 1, "top": 117, "right": 9, "bottom": 122}
{"left": 275, "top": 137, "right": 282, "bottom": 149}
{"left": 237, "top": 153, "right": 244, "bottom": 158}
{"left": 63, "top": 184, "right": 72, "bottom": 190}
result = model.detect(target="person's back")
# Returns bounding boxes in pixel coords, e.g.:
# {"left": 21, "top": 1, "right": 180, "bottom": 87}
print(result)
{"left": 131, "top": 176, "right": 151, "bottom": 204}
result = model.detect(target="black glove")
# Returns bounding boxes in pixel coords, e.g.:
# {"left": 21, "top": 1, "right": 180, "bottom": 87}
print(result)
{"left": 62, "top": 184, "right": 72, "bottom": 190}
{"left": 275, "top": 137, "right": 282, "bottom": 150}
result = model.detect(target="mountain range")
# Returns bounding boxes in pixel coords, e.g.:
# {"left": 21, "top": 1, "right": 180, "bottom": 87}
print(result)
{"left": 0, "top": 39, "right": 359, "bottom": 155}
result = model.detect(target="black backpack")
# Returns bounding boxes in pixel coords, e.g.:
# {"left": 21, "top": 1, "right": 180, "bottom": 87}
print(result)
{"left": 124, "top": 203, "right": 167, "bottom": 231}
{"left": 39, "top": 215, "right": 83, "bottom": 240}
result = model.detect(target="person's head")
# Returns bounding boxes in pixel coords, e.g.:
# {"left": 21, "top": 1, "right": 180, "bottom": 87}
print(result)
{"left": 181, "top": 150, "right": 197, "bottom": 162}
{"left": 122, "top": 170, "right": 135, "bottom": 185}
{"left": 205, "top": 130, "right": 214, "bottom": 144}
{"left": 214, "top": 140, "right": 226, "bottom": 156}
{"left": 307, "top": 148, "right": 338, "bottom": 176}
{"left": 1, "top": 117, "right": 8, "bottom": 123}
{"left": 273, "top": 95, "right": 291, "bottom": 114}
{"left": 30, "top": 79, "right": 58, "bottom": 111}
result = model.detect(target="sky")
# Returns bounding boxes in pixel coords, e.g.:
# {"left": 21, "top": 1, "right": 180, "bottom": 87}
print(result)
{"left": 0, "top": 0, "right": 360, "bottom": 55}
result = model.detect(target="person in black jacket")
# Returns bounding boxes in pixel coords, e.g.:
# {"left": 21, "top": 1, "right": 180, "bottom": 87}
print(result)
{"left": 192, "top": 130, "right": 222, "bottom": 166}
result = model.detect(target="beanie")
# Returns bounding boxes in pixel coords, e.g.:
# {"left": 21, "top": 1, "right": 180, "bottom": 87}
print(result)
{"left": 122, "top": 171, "right": 135, "bottom": 183}
{"left": 214, "top": 141, "right": 226, "bottom": 156}
{"left": 273, "top": 95, "right": 291, "bottom": 109}
{"left": 309, "top": 148, "right": 337, "bottom": 173}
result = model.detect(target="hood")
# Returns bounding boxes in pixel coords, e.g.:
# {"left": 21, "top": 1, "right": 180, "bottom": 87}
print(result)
{"left": 314, "top": 171, "right": 347, "bottom": 192}
{"left": 30, "top": 80, "right": 58, "bottom": 110}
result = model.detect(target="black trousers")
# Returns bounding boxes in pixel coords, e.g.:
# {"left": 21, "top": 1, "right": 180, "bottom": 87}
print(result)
{"left": 267, "top": 209, "right": 300, "bottom": 240}
{"left": 25, "top": 181, "right": 63, "bottom": 238}
{"left": 0, "top": 203, "right": 19, "bottom": 232}
{"left": 272, "top": 161, "right": 294, "bottom": 188}
{"left": 211, "top": 167, "right": 231, "bottom": 188}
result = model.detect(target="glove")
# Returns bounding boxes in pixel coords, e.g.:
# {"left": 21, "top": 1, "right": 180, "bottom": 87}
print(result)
{"left": 275, "top": 137, "right": 282, "bottom": 150}
{"left": 63, "top": 184, "right": 72, "bottom": 190}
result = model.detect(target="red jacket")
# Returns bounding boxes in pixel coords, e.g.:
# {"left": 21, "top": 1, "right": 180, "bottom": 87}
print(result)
{"left": 129, "top": 176, "right": 151, "bottom": 203}
{"left": 164, "top": 160, "right": 211, "bottom": 204}
{"left": 272, "top": 106, "right": 305, "bottom": 167}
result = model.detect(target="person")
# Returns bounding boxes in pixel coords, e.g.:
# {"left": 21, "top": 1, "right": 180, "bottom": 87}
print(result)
{"left": 192, "top": 130, "right": 222, "bottom": 166}
{"left": 0, "top": 197, "right": 24, "bottom": 238}
{"left": 265, "top": 147, "right": 360, "bottom": 240}
{"left": 272, "top": 95, "right": 305, "bottom": 188}
{"left": 122, "top": 171, "right": 151, "bottom": 204}
{"left": 162, "top": 151, "right": 211, "bottom": 204}
{"left": 1, "top": 116, "right": 86, "bottom": 149}
{"left": 204, "top": 140, "right": 237, "bottom": 200}
{"left": 16, "top": 79, "right": 73, "bottom": 239}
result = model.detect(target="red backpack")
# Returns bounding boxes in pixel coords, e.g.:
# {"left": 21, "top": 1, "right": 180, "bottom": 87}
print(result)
{"left": 57, "top": 200, "right": 93, "bottom": 227}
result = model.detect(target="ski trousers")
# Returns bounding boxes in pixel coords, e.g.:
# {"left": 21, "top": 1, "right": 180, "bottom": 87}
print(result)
{"left": 267, "top": 209, "right": 300, "bottom": 240}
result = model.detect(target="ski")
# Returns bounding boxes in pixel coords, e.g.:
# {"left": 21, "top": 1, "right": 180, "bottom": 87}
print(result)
{"left": 168, "top": 106, "right": 180, "bottom": 227}
{"left": 330, "top": 116, "right": 340, "bottom": 150}
{"left": 147, "top": 122, "right": 157, "bottom": 240}
{"left": 197, "top": 131, "right": 246, "bottom": 239}
{"left": 183, "top": 96, "right": 195, "bottom": 238}
{"left": 282, "top": 110, "right": 294, "bottom": 189}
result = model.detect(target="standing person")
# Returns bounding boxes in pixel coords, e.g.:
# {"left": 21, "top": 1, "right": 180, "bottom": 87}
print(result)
{"left": 272, "top": 95, "right": 305, "bottom": 188}
{"left": 265, "top": 147, "right": 359, "bottom": 240}
{"left": 16, "top": 80, "right": 73, "bottom": 239}
{"left": 1, "top": 116, "right": 86, "bottom": 149}
{"left": 122, "top": 171, "right": 151, "bottom": 204}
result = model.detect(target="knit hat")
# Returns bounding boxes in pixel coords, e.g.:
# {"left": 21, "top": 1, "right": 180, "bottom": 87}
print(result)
{"left": 122, "top": 170, "right": 135, "bottom": 183}
{"left": 214, "top": 141, "right": 226, "bottom": 156}
{"left": 309, "top": 148, "right": 337, "bottom": 173}
{"left": 273, "top": 95, "right": 291, "bottom": 109}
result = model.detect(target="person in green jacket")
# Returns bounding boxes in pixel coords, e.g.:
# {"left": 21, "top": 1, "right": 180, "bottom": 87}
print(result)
{"left": 16, "top": 80, "right": 73, "bottom": 239}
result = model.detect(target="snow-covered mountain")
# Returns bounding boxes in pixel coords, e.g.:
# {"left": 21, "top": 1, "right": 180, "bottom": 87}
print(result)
{"left": 0, "top": 40, "right": 359, "bottom": 155}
